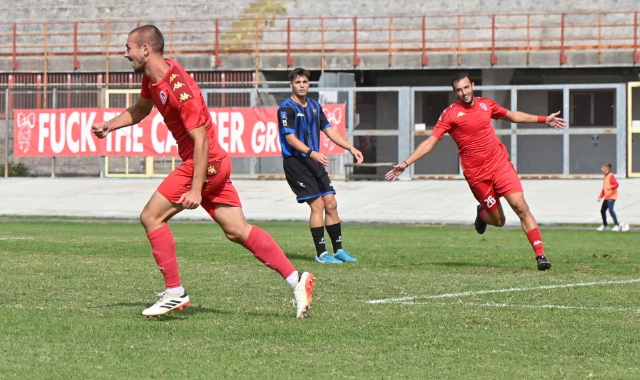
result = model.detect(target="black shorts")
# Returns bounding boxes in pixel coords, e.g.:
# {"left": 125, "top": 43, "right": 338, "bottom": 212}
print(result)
{"left": 283, "top": 156, "right": 336, "bottom": 203}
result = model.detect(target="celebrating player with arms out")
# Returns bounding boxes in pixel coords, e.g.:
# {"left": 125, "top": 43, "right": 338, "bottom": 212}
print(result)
{"left": 386, "top": 72, "right": 567, "bottom": 271}
{"left": 91, "top": 25, "right": 314, "bottom": 318}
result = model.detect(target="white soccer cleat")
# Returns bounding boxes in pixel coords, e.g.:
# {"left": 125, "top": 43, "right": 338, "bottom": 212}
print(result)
{"left": 596, "top": 225, "right": 605, "bottom": 231}
{"left": 611, "top": 225, "right": 621, "bottom": 232}
{"left": 620, "top": 222, "right": 630, "bottom": 232}
{"left": 293, "top": 272, "right": 315, "bottom": 319}
{"left": 142, "top": 291, "right": 190, "bottom": 318}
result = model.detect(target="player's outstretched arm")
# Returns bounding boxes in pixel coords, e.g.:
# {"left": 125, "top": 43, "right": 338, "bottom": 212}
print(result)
{"left": 322, "top": 127, "right": 363, "bottom": 164}
{"left": 501, "top": 110, "right": 567, "bottom": 130}
{"left": 91, "top": 97, "right": 154, "bottom": 138}
{"left": 385, "top": 136, "right": 439, "bottom": 181}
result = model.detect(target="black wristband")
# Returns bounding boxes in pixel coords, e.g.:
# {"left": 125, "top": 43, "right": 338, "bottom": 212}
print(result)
{"left": 306, "top": 148, "right": 313, "bottom": 156}
{"left": 403, "top": 160, "right": 410, "bottom": 168}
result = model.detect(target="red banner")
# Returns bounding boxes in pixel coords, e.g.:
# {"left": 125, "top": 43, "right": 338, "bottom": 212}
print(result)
{"left": 13, "top": 105, "right": 346, "bottom": 157}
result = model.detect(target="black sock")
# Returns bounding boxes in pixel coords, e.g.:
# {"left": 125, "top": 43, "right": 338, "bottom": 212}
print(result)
{"left": 310, "top": 227, "right": 326, "bottom": 257}
{"left": 325, "top": 223, "right": 343, "bottom": 252}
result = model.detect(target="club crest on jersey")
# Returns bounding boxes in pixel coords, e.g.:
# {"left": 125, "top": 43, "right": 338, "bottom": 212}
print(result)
{"left": 169, "top": 73, "right": 179, "bottom": 83}
{"left": 159, "top": 90, "right": 168, "bottom": 105}
{"left": 313, "top": 109, "right": 317, "bottom": 115}
{"left": 179, "top": 92, "right": 192, "bottom": 102}
{"left": 280, "top": 111, "right": 287, "bottom": 119}
{"left": 479, "top": 102, "right": 488, "bottom": 111}
{"left": 457, "top": 112, "right": 466, "bottom": 118}
{"left": 207, "top": 165, "right": 217, "bottom": 174}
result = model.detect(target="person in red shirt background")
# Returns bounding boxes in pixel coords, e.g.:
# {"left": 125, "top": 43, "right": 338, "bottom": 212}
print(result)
{"left": 597, "top": 163, "right": 625, "bottom": 231}
{"left": 91, "top": 25, "right": 315, "bottom": 319}
{"left": 386, "top": 72, "right": 566, "bottom": 271}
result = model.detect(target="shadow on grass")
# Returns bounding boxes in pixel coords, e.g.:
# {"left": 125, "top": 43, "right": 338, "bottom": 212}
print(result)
{"left": 432, "top": 261, "right": 505, "bottom": 268}
{"left": 284, "top": 252, "right": 316, "bottom": 262}
{"left": 91, "top": 302, "right": 289, "bottom": 320}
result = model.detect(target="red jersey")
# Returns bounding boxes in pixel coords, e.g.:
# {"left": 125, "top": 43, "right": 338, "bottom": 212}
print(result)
{"left": 432, "top": 97, "right": 509, "bottom": 180}
{"left": 140, "top": 59, "right": 226, "bottom": 162}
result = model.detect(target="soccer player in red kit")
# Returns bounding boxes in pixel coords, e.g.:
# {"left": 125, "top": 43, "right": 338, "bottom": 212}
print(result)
{"left": 386, "top": 72, "right": 567, "bottom": 271}
{"left": 91, "top": 25, "right": 315, "bottom": 318}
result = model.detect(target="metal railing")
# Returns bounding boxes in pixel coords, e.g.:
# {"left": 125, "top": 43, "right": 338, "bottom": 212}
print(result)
{"left": 1, "top": 84, "right": 629, "bottom": 179}
{"left": 0, "top": 11, "right": 639, "bottom": 72}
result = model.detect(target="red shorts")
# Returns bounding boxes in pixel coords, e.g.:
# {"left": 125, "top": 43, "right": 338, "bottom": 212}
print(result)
{"left": 467, "top": 161, "right": 522, "bottom": 213}
{"left": 157, "top": 155, "right": 242, "bottom": 219}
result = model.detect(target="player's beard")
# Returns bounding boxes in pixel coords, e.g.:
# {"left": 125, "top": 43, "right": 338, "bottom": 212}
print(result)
{"left": 129, "top": 58, "right": 145, "bottom": 73}
{"left": 460, "top": 92, "right": 474, "bottom": 105}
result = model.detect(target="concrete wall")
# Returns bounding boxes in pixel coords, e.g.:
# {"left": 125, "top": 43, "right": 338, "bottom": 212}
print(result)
{"left": 2, "top": 1, "right": 255, "bottom": 21}
{"left": 2, "top": 1, "right": 639, "bottom": 71}
{"left": 285, "top": 0, "right": 638, "bottom": 16}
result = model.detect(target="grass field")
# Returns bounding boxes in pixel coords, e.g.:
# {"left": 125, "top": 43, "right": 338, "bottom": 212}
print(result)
{"left": 1, "top": 219, "right": 639, "bottom": 379}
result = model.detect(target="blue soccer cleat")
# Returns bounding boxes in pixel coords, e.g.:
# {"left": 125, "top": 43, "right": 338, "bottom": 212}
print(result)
{"left": 333, "top": 249, "right": 358, "bottom": 263}
{"left": 315, "top": 252, "right": 343, "bottom": 264}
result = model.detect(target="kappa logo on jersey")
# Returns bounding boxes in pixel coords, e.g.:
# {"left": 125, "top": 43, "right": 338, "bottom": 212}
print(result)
{"left": 457, "top": 112, "right": 466, "bottom": 118}
{"left": 479, "top": 102, "right": 488, "bottom": 111}
{"left": 483, "top": 195, "right": 496, "bottom": 208}
{"left": 179, "top": 93, "right": 192, "bottom": 102}
{"left": 169, "top": 73, "right": 179, "bottom": 83}
{"left": 173, "top": 82, "right": 185, "bottom": 91}
{"left": 159, "top": 90, "right": 168, "bottom": 105}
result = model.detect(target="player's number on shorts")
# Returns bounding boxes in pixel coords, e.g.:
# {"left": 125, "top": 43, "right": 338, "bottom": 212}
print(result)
{"left": 483, "top": 196, "right": 496, "bottom": 208}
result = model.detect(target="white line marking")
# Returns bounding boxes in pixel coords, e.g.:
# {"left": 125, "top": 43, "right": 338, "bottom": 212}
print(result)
{"left": 401, "top": 301, "right": 640, "bottom": 312}
{"left": 0, "top": 237, "right": 34, "bottom": 240}
{"left": 367, "top": 278, "right": 640, "bottom": 304}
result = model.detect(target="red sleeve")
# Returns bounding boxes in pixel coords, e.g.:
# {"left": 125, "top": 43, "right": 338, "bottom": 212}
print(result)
{"left": 610, "top": 174, "right": 619, "bottom": 190}
{"left": 431, "top": 108, "right": 452, "bottom": 140}
{"left": 179, "top": 98, "right": 206, "bottom": 131}
{"left": 599, "top": 189, "right": 604, "bottom": 199}
{"left": 140, "top": 76, "right": 152, "bottom": 99}
{"left": 488, "top": 98, "right": 508, "bottom": 120}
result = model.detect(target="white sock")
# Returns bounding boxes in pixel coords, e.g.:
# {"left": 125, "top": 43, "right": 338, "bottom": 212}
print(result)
{"left": 166, "top": 286, "right": 184, "bottom": 295}
{"left": 285, "top": 271, "right": 299, "bottom": 291}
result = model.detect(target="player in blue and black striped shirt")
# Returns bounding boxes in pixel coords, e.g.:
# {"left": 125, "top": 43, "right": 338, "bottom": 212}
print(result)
{"left": 278, "top": 68, "right": 364, "bottom": 264}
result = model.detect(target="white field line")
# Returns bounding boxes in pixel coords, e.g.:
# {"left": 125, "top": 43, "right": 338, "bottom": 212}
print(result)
{"left": 401, "top": 301, "right": 640, "bottom": 312}
{"left": 367, "top": 278, "right": 640, "bottom": 304}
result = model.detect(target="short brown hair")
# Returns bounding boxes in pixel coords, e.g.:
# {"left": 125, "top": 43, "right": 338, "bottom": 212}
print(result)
{"left": 603, "top": 163, "right": 612, "bottom": 170}
{"left": 129, "top": 25, "right": 164, "bottom": 54}
{"left": 289, "top": 68, "right": 310, "bottom": 82}
{"left": 452, "top": 72, "right": 471, "bottom": 87}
